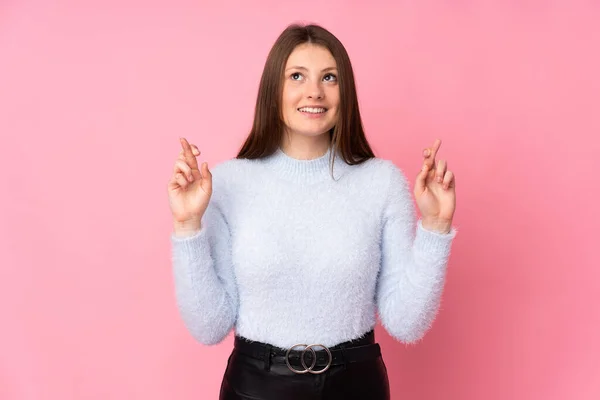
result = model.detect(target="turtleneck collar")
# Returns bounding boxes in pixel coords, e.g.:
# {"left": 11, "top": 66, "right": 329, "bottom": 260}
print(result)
{"left": 261, "top": 145, "right": 352, "bottom": 184}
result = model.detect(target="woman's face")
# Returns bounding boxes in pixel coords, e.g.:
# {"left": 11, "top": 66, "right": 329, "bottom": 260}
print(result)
{"left": 281, "top": 43, "right": 340, "bottom": 141}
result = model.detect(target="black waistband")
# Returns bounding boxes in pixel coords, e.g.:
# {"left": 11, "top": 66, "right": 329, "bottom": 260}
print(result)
{"left": 233, "top": 330, "right": 380, "bottom": 368}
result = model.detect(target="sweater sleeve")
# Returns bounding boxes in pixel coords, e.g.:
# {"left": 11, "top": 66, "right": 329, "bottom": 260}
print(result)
{"left": 376, "top": 162, "right": 457, "bottom": 344}
{"left": 170, "top": 195, "right": 239, "bottom": 345}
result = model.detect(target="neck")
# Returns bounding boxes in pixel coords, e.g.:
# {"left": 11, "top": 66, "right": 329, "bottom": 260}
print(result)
{"left": 279, "top": 133, "right": 331, "bottom": 160}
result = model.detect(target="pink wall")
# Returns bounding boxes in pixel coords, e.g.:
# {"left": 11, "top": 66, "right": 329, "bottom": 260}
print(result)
{"left": 1, "top": 1, "right": 598, "bottom": 399}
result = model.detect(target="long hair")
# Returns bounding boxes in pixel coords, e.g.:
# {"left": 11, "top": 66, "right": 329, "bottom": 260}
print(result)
{"left": 236, "top": 23, "right": 375, "bottom": 174}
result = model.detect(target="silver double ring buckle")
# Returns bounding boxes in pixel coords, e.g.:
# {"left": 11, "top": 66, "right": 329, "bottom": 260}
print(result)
{"left": 285, "top": 343, "right": 332, "bottom": 374}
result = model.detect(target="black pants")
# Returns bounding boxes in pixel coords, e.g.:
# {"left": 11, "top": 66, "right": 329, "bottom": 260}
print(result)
{"left": 219, "top": 331, "right": 390, "bottom": 400}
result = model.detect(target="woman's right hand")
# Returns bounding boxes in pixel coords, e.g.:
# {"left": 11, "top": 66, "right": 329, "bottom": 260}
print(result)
{"left": 167, "top": 137, "right": 212, "bottom": 233}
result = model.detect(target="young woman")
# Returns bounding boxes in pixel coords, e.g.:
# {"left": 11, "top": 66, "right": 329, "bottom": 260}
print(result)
{"left": 168, "top": 23, "right": 457, "bottom": 400}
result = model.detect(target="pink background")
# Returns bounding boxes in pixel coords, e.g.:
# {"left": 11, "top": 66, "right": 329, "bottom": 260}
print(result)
{"left": 1, "top": 1, "right": 598, "bottom": 399}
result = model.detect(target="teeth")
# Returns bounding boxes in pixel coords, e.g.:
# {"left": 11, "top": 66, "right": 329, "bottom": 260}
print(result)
{"left": 298, "top": 107, "right": 326, "bottom": 114}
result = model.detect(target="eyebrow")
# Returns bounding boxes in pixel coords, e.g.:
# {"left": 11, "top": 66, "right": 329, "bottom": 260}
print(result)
{"left": 285, "top": 66, "right": 338, "bottom": 72}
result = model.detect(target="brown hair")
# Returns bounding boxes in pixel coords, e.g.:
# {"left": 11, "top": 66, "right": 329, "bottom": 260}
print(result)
{"left": 236, "top": 23, "right": 375, "bottom": 175}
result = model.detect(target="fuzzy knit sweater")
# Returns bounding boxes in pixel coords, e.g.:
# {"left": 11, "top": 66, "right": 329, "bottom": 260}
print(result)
{"left": 170, "top": 145, "right": 457, "bottom": 350}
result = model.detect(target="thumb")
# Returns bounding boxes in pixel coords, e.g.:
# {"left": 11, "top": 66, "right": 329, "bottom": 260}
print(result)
{"left": 414, "top": 163, "right": 429, "bottom": 194}
{"left": 202, "top": 162, "right": 211, "bottom": 177}
{"left": 201, "top": 162, "right": 213, "bottom": 189}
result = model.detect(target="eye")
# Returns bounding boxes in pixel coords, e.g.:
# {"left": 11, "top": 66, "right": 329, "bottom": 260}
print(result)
{"left": 323, "top": 73, "right": 337, "bottom": 82}
{"left": 291, "top": 72, "right": 303, "bottom": 81}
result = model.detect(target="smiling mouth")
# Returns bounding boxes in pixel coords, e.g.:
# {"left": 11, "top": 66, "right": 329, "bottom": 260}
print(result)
{"left": 297, "top": 107, "right": 328, "bottom": 114}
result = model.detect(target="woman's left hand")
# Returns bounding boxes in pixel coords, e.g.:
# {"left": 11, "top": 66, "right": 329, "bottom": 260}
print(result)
{"left": 414, "top": 139, "right": 456, "bottom": 234}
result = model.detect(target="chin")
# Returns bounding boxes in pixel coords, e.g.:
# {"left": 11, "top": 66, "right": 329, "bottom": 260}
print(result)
{"left": 291, "top": 123, "right": 336, "bottom": 137}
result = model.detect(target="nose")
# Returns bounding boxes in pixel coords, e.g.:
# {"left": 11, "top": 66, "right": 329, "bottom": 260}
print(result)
{"left": 305, "top": 80, "right": 324, "bottom": 100}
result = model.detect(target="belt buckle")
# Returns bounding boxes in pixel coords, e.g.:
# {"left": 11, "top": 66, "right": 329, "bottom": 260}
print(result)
{"left": 285, "top": 343, "right": 332, "bottom": 375}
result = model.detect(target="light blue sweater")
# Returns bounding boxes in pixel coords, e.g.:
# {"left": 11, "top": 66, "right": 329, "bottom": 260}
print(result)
{"left": 170, "top": 145, "right": 457, "bottom": 349}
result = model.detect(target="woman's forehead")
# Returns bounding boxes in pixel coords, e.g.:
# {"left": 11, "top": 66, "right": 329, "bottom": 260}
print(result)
{"left": 285, "top": 44, "right": 336, "bottom": 69}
